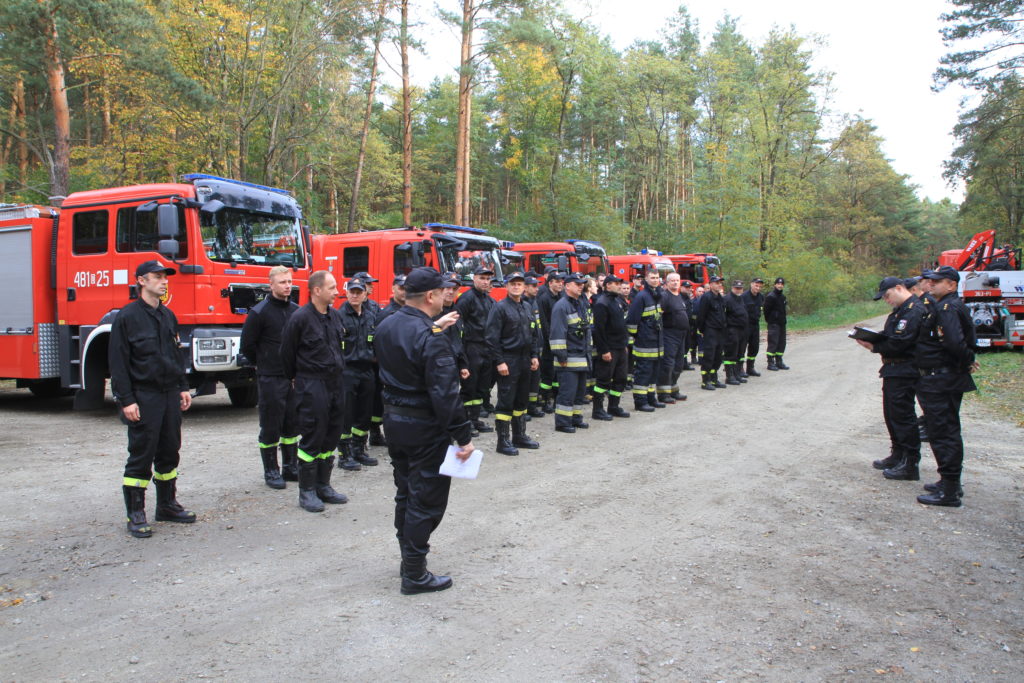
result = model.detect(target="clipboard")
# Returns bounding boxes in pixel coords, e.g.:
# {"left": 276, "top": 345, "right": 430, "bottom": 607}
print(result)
{"left": 848, "top": 326, "right": 886, "bottom": 343}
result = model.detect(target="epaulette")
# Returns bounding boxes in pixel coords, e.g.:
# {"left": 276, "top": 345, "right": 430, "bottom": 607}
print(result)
{"left": 432, "top": 325, "right": 443, "bottom": 334}
{"left": 908, "top": 302, "right": 914, "bottom": 309}
{"left": 943, "top": 303, "right": 949, "bottom": 310}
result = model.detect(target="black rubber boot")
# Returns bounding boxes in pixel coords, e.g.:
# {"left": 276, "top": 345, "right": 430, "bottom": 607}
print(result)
{"left": 571, "top": 413, "right": 589, "bottom": 429}
{"left": 369, "top": 423, "right": 386, "bottom": 446}
{"left": 122, "top": 485, "right": 152, "bottom": 538}
{"left": 713, "top": 371, "right": 727, "bottom": 388}
{"left": 738, "top": 364, "right": 749, "bottom": 379}
{"left": 528, "top": 400, "right": 546, "bottom": 418}
{"left": 670, "top": 388, "right": 687, "bottom": 401}
{"left": 337, "top": 440, "right": 362, "bottom": 471}
{"left": 352, "top": 434, "right": 379, "bottom": 466}
{"left": 542, "top": 390, "right": 555, "bottom": 414}
{"left": 260, "top": 446, "right": 286, "bottom": 490}
{"left": 298, "top": 460, "right": 325, "bottom": 512}
{"left": 634, "top": 395, "right": 655, "bottom": 413}
{"left": 280, "top": 441, "right": 299, "bottom": 481}
{"left": 469, "top": 405, "right": 493, "bottom": 434}
{"left": 924, "top": 480, "right": 964, "bottom": 497}
{"left": 400, "top": 556, "right": 452, "bottom": 595}
{"left": 725, "top": 365, "right": 741, "bottom": 385}
{"left": 512, "top": 416, "right": 540, "bottom": 449}
{"left": 607, "top": 394, "right": 630, "bottom": 418}
{"left": 872, "top": 448, "right": 901, "bottom": 470}
{"left": 591, "top": 394, "right": 613, "bottom": 421}
{"left": 657, "top": 392, "right": 676, "bottom": 405}
{"left": 316, "top": 457, "right": 349, "bottom": 504}
{"left": 153, "top": 478, "right": 196, "bottom": 523}
{"left": 883, "top": 454, "right": 920, "bottom": 481}
{"left": 648, "top": 391, "right": 666, "bottom": 409}
{"left": 496, "top": 420, "right": 519, "bottom": 456}
{"left": 766, "top": 356, "right": 779, "bottom": 371}
{"left": 746, "top": 360, "right": 761, "bottom": 377}
{"left": 917, "top": 477, "right": 962, "bottom": 507}
{"left": 776, "top": 356, "right": 790, "bottom": 370}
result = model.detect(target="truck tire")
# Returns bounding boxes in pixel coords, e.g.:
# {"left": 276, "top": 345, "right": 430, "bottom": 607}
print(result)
{"left": 28, "top": 378, "right": 75, "bottom": 398}
{"left": 228, "top": 384, "right": 259, "bottom": 408}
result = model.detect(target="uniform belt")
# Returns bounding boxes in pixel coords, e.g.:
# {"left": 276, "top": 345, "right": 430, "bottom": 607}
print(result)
{"left": 384, "top": 405, "right": 434, "bottom": 419}
{"left": 918, "top": 366, "right": 953, "bottom": 376}
{"left": 881, "top": 358, "right": 910, "bottom": 365}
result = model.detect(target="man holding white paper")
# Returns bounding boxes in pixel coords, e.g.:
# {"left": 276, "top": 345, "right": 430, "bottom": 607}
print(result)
{"left": 375, "top": 267, "right": 476, "bottom": 595}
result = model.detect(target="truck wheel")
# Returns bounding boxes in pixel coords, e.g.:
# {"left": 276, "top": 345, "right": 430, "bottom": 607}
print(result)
{"left": 28, "top": 378, "right": 75, "bottom": 398}
{"left": 227, "top": 384, "right": 259, "bottom": 408}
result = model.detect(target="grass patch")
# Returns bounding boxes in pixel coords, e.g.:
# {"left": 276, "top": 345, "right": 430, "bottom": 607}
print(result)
{"left": 969, "top": 351, "right": 1024, "bottom": 427}
{"left": 788, "top": 300, "right": 883, "bottom": 333}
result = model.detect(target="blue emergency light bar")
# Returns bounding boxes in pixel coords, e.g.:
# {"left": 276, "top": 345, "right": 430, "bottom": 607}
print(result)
{"left": 424, "top": 222, "right": 489, "bottom": 235}
{"left": 181, "top": 173, "right": 293, "bottom": 197}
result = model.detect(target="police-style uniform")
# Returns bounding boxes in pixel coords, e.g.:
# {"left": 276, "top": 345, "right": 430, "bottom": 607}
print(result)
{"left": 240, "top": 290, "right": 300, "bottom": 489}
{"left": 455, "top": 268, "right": 497, "bottom": 432}
{"left": 354, "top": 271, "right": 386, "bottom": 446}
{"left": 764, "top": 278, "right": 789, "bottom": 369}
{"left": 280, "top": 294, "right": 348, "bottom": 512}
{"left": 523, "top": 274, "right": 546, "bottom": 417}
{"left": 337, "top": 278, "right": 379, "bottom": 470}
{"left": 485, "top": 272, "right": 541, "bottom": 455}
{"left": 591, "top": 277, "right": 631, "bottom": 419}
{"left": 536, "top": 273, "right": 564, "bottom": 411}
{"left": 626, "top": 279, "right": 664, "bottom": 410}
{"left": 696, "top": 281, "right": 727, "bottom": 389}
{"left": 371, "top": 277, "right": 405, "bottom": 445}
{"left": 109, "top": 260, "right": 195, "bottom": 538}
{"left": 723, "top": 283, "right": 749, "bottom": 385}
{"left": 656, "top": 286, "right": 690, "bottom": 402}
{"left": 740, "top": 281, "right": 765, "bottom": 376}
{"left": 549, "top": 274, "right": 593, "bottom": 432}
{"left": 375, "top": 267, "right": 473, "bottom": 594}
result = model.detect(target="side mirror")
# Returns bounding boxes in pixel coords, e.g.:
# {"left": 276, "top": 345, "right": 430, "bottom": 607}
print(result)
{"left": 157, "top": 203, "right": 179, "bottom": 238}
{"left": 557, "top": 255, "right": 569, "bottom": 271}
{"left": 201, "top": 199, "right": 225, "bottom": 214}
{"left": 577, "top": 253, "right": 590, "bottom": 263}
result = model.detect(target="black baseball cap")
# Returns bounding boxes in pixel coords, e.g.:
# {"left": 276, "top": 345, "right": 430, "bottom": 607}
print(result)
{"left": 680, "top": 279, "right": 693, "bottom": 288}
{"left": 135, "top": 260, "right": 176, "bottom": 277}
{"left": 404, "top": 267, "right": 444, "bottom": 294}
{"left": 774, "top": 277, "right": 785, "bottom": 284}
{"left": 473, "top": 265, "right": 495, "bottom": 276}
{"left": 604, "top": 274, "right": 623, "bottom": 284}
{"left": 353, "top": 271, "right": 378, "bottom": 283}
{"left": 923, "top": 265, "right": 960, "bottom": 282}
{"left": 441, "top": 272, "right": 460, "bottom": 288}
{"left": 731, "top": 279, "right": 744, "bottom": 288}
{"left": 546, "top": 271, "right": 565, "bottom": 281}
{"left": 903, "top": 276, "right": 921, "bottom": 289}
{"left": 524, "top": 275, "right": 539, "bottom": 285}
{"left": 709, "top": 275, "right": 724, "bottom": 283}
{"left": 392, "top": 274, "right": 407, "bottom": 287}
{"left": 345, "top": 277, "right": 367, "bottom": 291}
{"left": 505, "top": 271, "right": 525, "bottom": 282}
{"left": 564, "top": 272, "right": 587, "bottom": 284}
{"left": 751, "top": 277, "right": 764, "bottom": 284}
{"left": 873, "top": 276, "right": 903, "bottom": 300}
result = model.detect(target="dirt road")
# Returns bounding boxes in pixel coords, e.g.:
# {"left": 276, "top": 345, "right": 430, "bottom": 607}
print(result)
{"left": 1, "top": 319, "right": 1022, "bottom": 682}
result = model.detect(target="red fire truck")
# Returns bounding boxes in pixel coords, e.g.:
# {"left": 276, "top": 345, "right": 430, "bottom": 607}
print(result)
{"left": 0, "top": 174, "right": 311, "bottom": 407}
{"left": 312, "top": 223, "right": 507, "bottom": 305}
{"left": 511, "top": 240, "right": 609, "bottom": 277}
{"left": 664, "top": 253, "right": 721, "bottom": 286}
{"left": 607, "top": 251, "right": 676, "bottom": 282}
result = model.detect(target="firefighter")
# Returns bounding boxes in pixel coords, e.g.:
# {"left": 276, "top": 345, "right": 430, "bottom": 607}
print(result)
{"left": 337, "top": 277, "right": 379, "bottom": 471}
{"left": 536, "top": 270, "right": 565, "bottom": 413}
{"left": 591, "top": 274, "right": 631, "bottom": 420}
{"left": 110, "top": 260, "right": 195, "bottom": 538}
{"left": 456, "top": 266, "right": 496, "bottom": 435}
{"left": 656, "top": 272, "right": 690, "bottom": 403}
{"left": 677, "top": 279, "right": 697, "bottom": 373}
{"left": 723, "top": 280, "right": 749, "bottom": 385}
{"left": 279, "top": 271, "right": 349, "bottom": 512}
{"left": 626, "top": 268, "right": 665, "bottom": 411}
{"left": 239, "top": 265, "right": 300, "bottom": 490}
{"left": 549, "top": 273, "right": 593, "bottom": 432}
{"left": 485, "top": 271, "right": 541, "bottom": 455}
{"left": 690, "top": 284, "right": 705, "bottom": 365}
{"left": 523, "top": 273, "right": 546, "bottom": 418}
{"left": 369, "top": 274, "right": 406, "bottom": 446}
{"left": 855, "top": 277, "right": 926, "bottom": 479}
{"left": 438, "top": 272, "right": 470, "bottom": 381}
{"left": 740, "top": 278, "right": 765, "bottom": 377}
{"left": 375, "top": 267, "right": 476, "bottom": 594}
{"left": 697, "top": 276, "right": 728, "bottom": 390}
{"left": 764, "top": 277, "right": 790, "bottom": 370}
{"left": 913, "top": 266, "right": 978, "bottom": 507}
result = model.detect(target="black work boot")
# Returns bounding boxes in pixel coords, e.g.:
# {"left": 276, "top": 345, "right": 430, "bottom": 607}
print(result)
{"left": 872, "top": 448, "right": 901, "bottom": 470}
{"left": 657, "top": 391, "right": 676, "bottom": 405}
{"left": 917, "top": 477, "right": 962, "bottom": 507}
{"left": 917, "top": 416, "right": 929, "bottom": 443}
{"left": 469, "top": 405, "right": 493, "bottom": 434}
{"left": 316, "top": 457, "right": 349, "bottom": 504}
{"left": 725, "top": 365, "right": 741, "bottom": 385}
{"left": 528, "top": 400, "right": 546, "bottom": 418}
{"left": 670, "top": 388, "right": 687, "bottom": 401}
{"left": 776, "top": 355, "right": 790, "bottom": 370}
{"left": 924, "top": 480, "right": 964, "bottom": 497}
{"left": 401, "top": 555, "right": 452, "bottom": 595}
{"left": 542, "top": 390, "right": 555, "bottom": 414}
{"left": 512, "top": 416, "right": 540, "bottom": 449}
{"left": 883, "top": 454, "right": 920, "bottom": 481}
{"left": 369, "top": 423, "right": 386, "bottom": 446}
{"left": 713, "top": 371, "right": 727, "bottom": 388}
{"left": 260, "top": 446, "right": 286, "bottom": 490}
{"left": 591, "top": 394, "right": 613, "bottom": 421}
{"left": 496, "top": 420, "right": 519, "bottom": 456}
{"left": 766, "top": 356, "right": 779, "bottom": 371}
{"left": 634, "top": 395, "right": 655, "bottom": 412}
{"left": 337, "top": 440, "right": 362, "bottom": 471}
{"left": 122, "top": 485, "right": 152, "bottom": 538}
{"left": 280, "top": 441, "right": 299, "bottom": 481}
{"left": 352, "top": 434, "right": 378, "bottom": 466}
{"left": 607, "top": 394, "right": 630, "bottom": 418}
{"left": 746, "top": 360, "right": 761, "bottom": 377}
{"left": 154, "top": 478, "right": 196, "bottom": 523}
{"left": 298, "top": 459, "right": 325, "bottom": 512}
{"left": 571, "top": 413, "right": 589, "bottom": 429}
{"left": 738, "top": 364, "right": 749, "bottom": 379}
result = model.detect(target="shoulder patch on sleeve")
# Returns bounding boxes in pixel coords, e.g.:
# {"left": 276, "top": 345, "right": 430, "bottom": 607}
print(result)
{"left": 907, "top": 302, "right": 914, "bottom": 309}
{"left": 943, "top": 303, "right": 949, "bottom": 310}
{"left": 432, "top": 325, "right": 443, "bottom": 334}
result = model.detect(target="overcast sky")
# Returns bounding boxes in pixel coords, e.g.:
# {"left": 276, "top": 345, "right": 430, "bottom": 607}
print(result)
{"left": 395, "top": 0, "right": 969, "bottom": 203}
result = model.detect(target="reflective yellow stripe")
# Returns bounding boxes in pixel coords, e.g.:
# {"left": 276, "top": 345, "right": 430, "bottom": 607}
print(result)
{"left": 258, "top": 441, "right": 279, "bottom": 449}
{"left": 539, "top": 382, "right": 552, "bottom": 390}
{"left": 297, "top": 448, "right": 317, "bottom": 462}
{"left": 555, "top": 406, "right": 574, "bottom": 416}
{"left": 371, "top": 416, "right": 383, "bottom": 424}
{"left": 633, "top": 386, "right": 649, "bottom": 394}
{"left": 627, "top": 325, "right": 638, "bottom": 334}
{"left": 319, "top": 451, "right": 334, "bottom": 460}
{"left": 513, "top": 409, "right": 527, "bottom": 417}
{"left": 280, "top": 436, "right": 299, "bottom": 445}
{"left": 495, "top": 413, "right": 512, "bottom": 421}
{"left": 609, "top": 390, "right": 622, "bottom": 397}
{"left": 152, "top": 469, "right": 177, "bottom": 481}
{"left": 563, "top": 360, "right": 589, "bottom": 368}
{"left": 351, "top": 427, "right": 367, "bottom": 437}
{"left": 633, "top": 351, "right": 661, "bottom": 358}
{"left": 592, "top": 386, "right": 607, "bottom": 394}
{"left": 123, "top": 477, "right": 149, "bottom": 488}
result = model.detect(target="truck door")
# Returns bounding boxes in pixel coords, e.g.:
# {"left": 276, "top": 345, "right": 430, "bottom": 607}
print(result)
{"left": 114, "top": 204, "right": 194, "bottom": 318}
{"left": 61, "top": 208, "right": 115, "bottom": 326}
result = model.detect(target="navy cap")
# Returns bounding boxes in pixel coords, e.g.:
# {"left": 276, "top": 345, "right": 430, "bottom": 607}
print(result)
{"left": 709, "top": 275, "right": 724, "bottom": 283}
{"left": 751, "top": 277, "right": 764, "bottom": 284}
{"left": 524, "top": 270, "right": 541, "bottom": 279}
{"left": 731, "top": 279, "right": 744, "bottom": 288}
{"left": 903, "top": 276, "right": 921, "bottom": 289}
{"left": 604, "top": 274, "right": 623, "bottom": 284}
{"left": 680, "top": 279, "right": 693, "bottom": 287}
{"left": 524, "top": 275, "right": 539, "bottom": 285}
{"left": 473, "top": 265, "right": 495, "bottom": 276}
{"left": 404, "top": 267, "right": 444, "bottom": 294}
{"left": 546, "top": 271, "right": 565, "bottom": 281}
{"left": 774, "top": 277, "right": 785, "bottom": 284}
{"left": 505, "top": 271, "right": 525, "bottom": 281}
{"left": 135, "top": 260, "right": 176, "bottom": 277}
{"left": 441, "top": 272, "right": 460, "bottom": 288}
{"left": 392, "top": 274, "right": 407, "bottom": 287}
{"left": 353, "top": 271, "right": 378, "bottom": 283}
{"left": 873, "top": 276, "right": 903, "bottom": 300}
{"left": 924, "top": 265, "right": 960, "bottom": 282}
{"left": 345, "top": 277, "right": 367, "bottom": 291}
{"left": 564, "top": 272, "right": 586, "bottom": 284}
{"left": 921, "top": 269, "right": 936, "bottom": 279}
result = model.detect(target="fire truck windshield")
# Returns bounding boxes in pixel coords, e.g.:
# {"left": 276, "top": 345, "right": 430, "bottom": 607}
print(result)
{"left": 200, "top": 208, "right": 306, "bottom": 267}
{"left": 573, "top": 242, "right": 608, "bottom": 275}
{"left": 436, "top": 237, "right": 505, "bottom": 285}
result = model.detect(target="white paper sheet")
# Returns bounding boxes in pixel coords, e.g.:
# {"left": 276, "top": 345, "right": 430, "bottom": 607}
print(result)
{"left": 439, "top": 445, "right": 483, "bottom": 480}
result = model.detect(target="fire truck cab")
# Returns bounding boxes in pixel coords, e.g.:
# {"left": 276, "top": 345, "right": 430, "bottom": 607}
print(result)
{"left": 511, "top": 240, "right": 608, "bottom": 277}
{"left": 664, "top": 253, "right": 721, "bottom": 286}
{"left": 607, "top": 252, "right": 675, "bottom": 282}
{"left": 0, "top": 174, "right": 311, "bottom": 408}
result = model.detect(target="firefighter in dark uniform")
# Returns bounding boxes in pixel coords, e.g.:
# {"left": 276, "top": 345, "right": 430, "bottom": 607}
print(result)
{"left": 279, "top": 271, "right": 349, "bottom": 512}
{"left": 485, "top": 271, "right": 541, "bottom": 455}
{"left": 110, "top": 260, "right": 195, "bottom": 538}
{"left": 456, "top": 266, "right": 497, "bottom": 434}
{"left": 697, "top": 276, "right": 728, "bottom": 390}
{"left": 913, "top": 266, "right": 977, "bottom": 507}
{"left": 626, "top": 268, "right": 665, "bottom": 411}
{"left": 656, "top": 272, "right": 690, "bottom": 403}
{"left": 375, "top": 266, "right": 476, "bottom": 594}
{"left": 591, "top": 274, "right": 631, "bottom": 420}
{"left": 536, "top": 270, "right": 565, "bottom": 413}
{"left": 438, "top": 272, "right": 469, "bottom": 380}
{"left": 337, "top": 277, "right": 379, "bottom": 470}
{"left": 240, "top": 265, "right": 300, "bottom": 490}
{"left": 723, "top": 280, "right": 749, "bottom": 385}
{"left": 549, "top": 273, "right": 593, "bottom": 432}
{"left": 764, "top": 277, "right": 790, "bottom": 370}
{"left": 740, "top": 277, "right": 765, "bottom": 377}
{"left": 370, "top": 274, "right": 406, "bottom": 446}
{"left": 354, "top": 271, "right": 385, "bottom": 446}
{"left": 523, "top": 273, "right": 546, "bottom": 418}
{"left": 677, "top": 280, "right": 697, "bottom": 372}
{"left": 856, "top": 277, "right": 926, "bottom": 479}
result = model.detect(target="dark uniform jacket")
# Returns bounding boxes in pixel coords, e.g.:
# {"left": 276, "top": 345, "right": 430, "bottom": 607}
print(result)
{"left": 280, "top": 302, "right": 346, "bottom": 379}
{"left": 626, "top": 283, "right": 663, "bottom": 358}
{"left": 437, "top": 304, "right": 468, "bottom": 371}
{"left": 549, "top": 294, "right": 592, "bottom": 369}
{"left": 661, "top": 290, "right": 690, "bottom": 334}
{"left": 741, "top": 290, "right": 765, "bottom": 328}
{"left": 592, "top": 291, "right": 629, "bottom": 354}
{"left": 109, "top": 299, "right": 187, "bottom": 407}
{"left": 915, "top": 293, "right": 977, "bottom": 392}
{"left": 240, "top": 296, "right": 299, "bottom": 377}
{"left": 764, "top": 289, "right": 787, "bottom": 325}
{"left": 871, "top": 295, "right": 925, "bottom": 378}
{"left": 339, "top": 301, "right": 376, "bottom": 367}
{"left": 455, "top": 286, "right": 494, "bottom": 345}
{"left": 725, "top": 292, "right": 748, "bottom": 330}
{"left": 536, "top": 285, "right": 561, "bottom": 344}
{"left": 696, "top": 291, "right": 726, "bottom": 332}
{"left": 375, "top": 306, "right": 473, "bottom": 446}
{"left": 485, "top": 296, "right": 540, "bottom": 363}
{"left": 376, "top": 298, "right": 402, "bottom": 325}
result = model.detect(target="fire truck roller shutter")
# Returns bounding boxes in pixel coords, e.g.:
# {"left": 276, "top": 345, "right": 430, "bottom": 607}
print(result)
{"left": 0, "top": 225, "right": 34, "bottom": 334}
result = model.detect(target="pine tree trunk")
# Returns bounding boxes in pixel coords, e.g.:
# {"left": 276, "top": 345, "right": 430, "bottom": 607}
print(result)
{"left": 400, "top": 0, "right": 412, "bottom": 226}
{"left": 349, "top": 0, "right": 387, "bottom": 233}
{"left": 40, "top": 9, "right": 70, "bottom": 197}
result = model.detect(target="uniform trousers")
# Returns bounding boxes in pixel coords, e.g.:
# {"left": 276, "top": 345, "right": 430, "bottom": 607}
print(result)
{"left": 742, "top": 325, "right": 760, "bottom": 364}
{"left": 882, "top": 375, "right": 921, "bottom": 460}
{"left": 539, "top": 348, "right": 558, "bottom": 395}
{"left": 495, "top": 352, "right": 532, "bottom": 422}
{"left": 767, "top": 323, "right": 787, "bottom": 357}
{"left": 555, "top": 368, "right": 589, "bottom": 428}
{"left": 917, "top": 387, "right": 966, "bottom": 479}
{"left": 122, "top": 387, "right": 183, "bottom": 485}
{"left": 657, "top": 329, "right": 688, "bottom": 393}
{"left": 294, "top": 374, "right": 346, "bottom": 460}
{"left": 257, "top": 375, "right": 298, "bottom": 447}
{"left": 723, "top": 324, "right": 747, "bottom": 368}
{"left": 460, "top": 343, "right": 493, "bottom": 415}
{"left": 593, "top": 348, "right": 628, "bottom": 396}
{"left": 632, "top": 357, "right": 660, "bottom": 399}
{"left": 699, "top": 327, "right": 725, "bottom": 379}
{"left": 342, "top": 363, "right": 376, "bottom": 440}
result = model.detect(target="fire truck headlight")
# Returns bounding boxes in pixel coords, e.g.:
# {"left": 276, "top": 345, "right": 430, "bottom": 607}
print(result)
{"left": 198, "top": 338, "right": 227, "bottom": 350}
